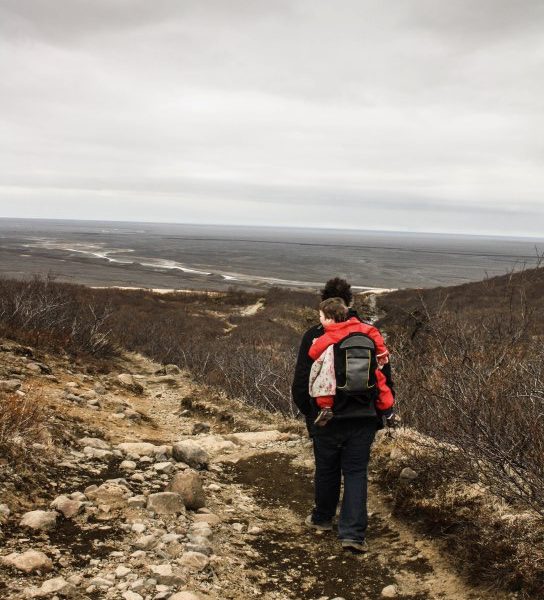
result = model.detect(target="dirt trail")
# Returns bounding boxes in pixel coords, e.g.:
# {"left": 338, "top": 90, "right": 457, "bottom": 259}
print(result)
{"left": 114, "top": 354, "right": 510, "bottom": 600}
{"left": 0, "top": 347, "right": 513, "bottom": 600}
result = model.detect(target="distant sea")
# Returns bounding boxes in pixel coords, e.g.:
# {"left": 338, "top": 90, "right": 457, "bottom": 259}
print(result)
{"left": 0, "top": 218, "right": 542, "bottom": 292}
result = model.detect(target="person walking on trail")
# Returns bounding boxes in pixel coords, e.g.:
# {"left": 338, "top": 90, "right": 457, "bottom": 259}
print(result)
{"left": 291, "top": 278, "right": 396, "bottom": 553}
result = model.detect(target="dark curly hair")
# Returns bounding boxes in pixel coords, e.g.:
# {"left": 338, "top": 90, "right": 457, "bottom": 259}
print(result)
{"left": 321, "top": 277, "right": 353, "bottom": 306}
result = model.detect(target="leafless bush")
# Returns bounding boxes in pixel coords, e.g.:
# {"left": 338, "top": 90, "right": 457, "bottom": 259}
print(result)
{"left": 0, "top": 392, "right": 49, "bottom": 462}
{"left": 390, "top": 276, "right": 544, "bottom": 516}
{"left": 0, "top": 276, "right": 115, "bottom": 356}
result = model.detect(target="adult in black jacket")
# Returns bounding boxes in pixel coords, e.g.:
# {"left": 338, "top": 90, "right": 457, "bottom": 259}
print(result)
{"left": 291, "top": 277, "right": 395, "bottom": 552}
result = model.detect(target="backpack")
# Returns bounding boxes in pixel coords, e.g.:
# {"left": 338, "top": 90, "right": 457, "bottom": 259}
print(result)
{"left": 333, "top": 332, "right": 378, "bottom": 397}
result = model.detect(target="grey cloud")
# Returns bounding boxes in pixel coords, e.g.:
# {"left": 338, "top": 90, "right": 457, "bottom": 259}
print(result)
{"left": 0, "top": 1, "right": 542, "bottom": 236}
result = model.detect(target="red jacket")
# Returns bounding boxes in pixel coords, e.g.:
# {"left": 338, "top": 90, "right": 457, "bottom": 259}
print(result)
{"left": 308, "top": 317, "right": 394, "bottom": 411}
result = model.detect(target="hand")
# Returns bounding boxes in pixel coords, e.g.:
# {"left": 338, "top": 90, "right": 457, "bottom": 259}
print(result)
{"left": 385, "top": 413, "right": 400, "bottom": 429}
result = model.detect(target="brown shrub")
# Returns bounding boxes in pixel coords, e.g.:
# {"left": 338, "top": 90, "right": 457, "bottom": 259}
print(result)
{"left": 0, "top": 392, "right": 50, "bottom": 462}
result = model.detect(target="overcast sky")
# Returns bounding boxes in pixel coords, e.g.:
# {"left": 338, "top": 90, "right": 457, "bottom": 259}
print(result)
{"left": 0, "top": 0, "right": 543, "bottom": 237}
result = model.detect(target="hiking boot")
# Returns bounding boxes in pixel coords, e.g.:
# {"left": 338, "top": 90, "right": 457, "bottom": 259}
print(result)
{"left": 305, "top": 515, "right": 333, "bottom": 531}
{"left": 341, "top": 539, "right": 369, "bottom": 553}
{"left": 314, "top": 408, "right": 334, "bottom": 427}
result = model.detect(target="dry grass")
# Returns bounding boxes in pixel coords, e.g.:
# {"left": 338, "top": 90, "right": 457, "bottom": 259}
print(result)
{"left": 373, "top": 431, "right": 544, "bottom": 597}
{"left": 0, "top": 390, "right": 51, "bottom": 463}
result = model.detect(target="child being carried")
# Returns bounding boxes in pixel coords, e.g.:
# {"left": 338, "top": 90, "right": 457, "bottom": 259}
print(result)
{"left": 308, "top": 297, "right": 393, "bottom": 426}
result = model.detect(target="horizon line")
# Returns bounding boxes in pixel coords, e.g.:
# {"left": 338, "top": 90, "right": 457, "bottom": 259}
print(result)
{"left": 1, "top": 215, "right": 544, "bottom": 242}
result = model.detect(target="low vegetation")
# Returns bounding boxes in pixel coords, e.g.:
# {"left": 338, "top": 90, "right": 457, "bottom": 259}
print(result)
{"left": 1, "top": 266, "right": 543, "bottom": 595}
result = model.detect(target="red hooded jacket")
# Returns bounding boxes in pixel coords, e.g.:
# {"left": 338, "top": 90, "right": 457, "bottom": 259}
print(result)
{"left": 308, "top": 317, "right": 394, "bottom": 411}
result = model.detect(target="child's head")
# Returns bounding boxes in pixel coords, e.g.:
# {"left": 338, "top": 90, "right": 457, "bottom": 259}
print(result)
{"left": 319, "top": 297, "right": 348, "bottom": 326}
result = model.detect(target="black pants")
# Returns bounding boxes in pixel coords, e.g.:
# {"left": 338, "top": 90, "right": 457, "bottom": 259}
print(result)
{"left": 312, "top": 419, "right": 377, "bottom": 542}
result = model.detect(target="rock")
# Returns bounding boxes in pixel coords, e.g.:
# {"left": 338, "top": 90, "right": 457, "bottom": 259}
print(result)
{"left": 51, "top": 495, "right": 82, "bottom": 519}
{"left": 164, "top": 364, "right": 182, "bottom": 375}
{"left": 0, "top": 503, "right": 10, "bottom": 522}
{"left": 120, "top": 460, "right": 137, "bottom": 471}
{"left": 226, "top": 430, "right": 289, "bottom": 445}
{"left": 178, "top": 551, "right": 209, "bottom": 572}
{"left": 117, "top": 373, "right": 144, "bottom": 394}
{"left": 133, "top": 534, "right": 158, "bottom": 550}
{"left": 168, "top": 470, "right": 206, "bottom": 510}
{"left": 94, "top": 382, "right": 107, "bottom": 394}
{"left": 169, "top": 593, "right": 202, "bottom": 600}
{"left": 0, "top": 379, "right": 22, "bottom": 392}
{"left": 192, "top": 422, "right": 210, "bottom": 435}
{"left": 248, "top": 526, "right": 262, "bottom": 534}
{"left": 132, "top": 523, "right": 146, "bottom": 533}
{"left": 27, "top": 576, "right": 76, "bottom": 597}
{"left": 122, "top": 592, "right": 143, "bottom": 600}
{"left": 147, "top": 492, "right": 185, "bottom": 515}
{"left": 124, "top": 408, "right": 143, "bottom": 421}
{"left": 117, "top": 442, "right": 161, "bottom": 458}
{"left": 172, "top": 441, "right": 209, "bottom": 469}
{"left": 192, "top": 513, "right": 221, "bottom": 526}
{"left": 399, "top": 467, "right": 418, "bottom": 481}
{"left": 154, "top": 461, "right": 175, "bottom": 474}
{"left": 381, "top": 584, "right": 398, "bottom": 598}
{"left": 148, "top": 563, "right": 184, "bottom": 586}
{"left": 232, "top": 522, "right": 245, "bottom": 532}
{"left": 1, "top": 550, "right": 53, "bottom": 573}
{"left": 153, "top": 375, "right": 178, "bottom": 385}
{"left": 115, "top": 565, "right": 132, "bottom": 578}
{"left": 85, "top": 481, "right": 132, "bottom": 508}
{"left": 20, "top": 510, "right": 58, "bottom": 531}
{"left": 83, "top": 446, "right": 112, "bottom": 460}
{"left": 127, "top": 494, "right": 147, "bottom": 508}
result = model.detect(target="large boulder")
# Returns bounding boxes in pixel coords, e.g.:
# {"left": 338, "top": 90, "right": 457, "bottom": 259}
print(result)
{"left": 168, "top": 470, "right": 205, "bottom": 510}
{"left": 117, "top": 373, "right": 144, "bottom": 395}
{"left": 172, "top": 441, "right": 209, "bottom": 469}
{"left": 1, "top": 550, "right": 53, "bottom": 573}
{"left": 147, "top": 492, "right": 186, "bottom": 515}
{"left": 20, "top": 510, "right": 58, "bottom": 531}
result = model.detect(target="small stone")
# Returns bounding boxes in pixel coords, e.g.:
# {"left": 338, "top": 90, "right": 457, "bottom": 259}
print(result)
{"left": 85, "top": 481, "right": 132, "bottom": 508}
{"left": 51, "top": 495, "right": 82, "bottom": 518}
{"left": 115, "top": 565, "right": 132, "bottom": 578}
{"left": 147, "top": 563, "right": 184, "bottom": 586}
{"left": 154, "top": 461, "right": 174, "bottom": 474}
{"left": 122, "top": 592, "right": 143, "bottom": 600}
{"left": 178, "top": 551, "right": 209, "bottom": 572}
{"left": 172, "top": 441, "right": 209, "bottom": 469}
{"left": 399, "top": 467, "right": 418, "bottom": 481}
{"left": 117, "top": 373, "right": 144, "bottom": 394}
{"left": 20, "top": 510, "right": 58, "bottom": 531}
{"left": 120, "top": 460, "right": 137, "bottom": 471}
{"left": 78, "top": 436, "right": 107, "bottom": 449}
{"left": 127, "top": 495, "right": 147, "bottom": 508}
{"left": 232, "top": 522, "right": 245, "bottom": 532}
{"left": 169, "top": 593, "right": 202, "bottom": 600}
{"left": 248, "top": 526, "right": 262, "bottom": 534}
{"left": 1, "top": 550, "right": 53, "bottom": 573}
{"left": 0, "top": 379, "right": 21, "bottom": 392}
{"left": 192, "top": 422, "right": 210, "bottom": 435}
{"left": 131, "top": 523, "right": 146, "bottom": 533}
{"left": 192, "top": 513, "right": 220, "bottom": 526}
{"left": 147, "top": 492, "right": 185, "bottom": 515}
{"left": 35, "top": 576, "right": 76, "bottom": 597}
{"left": 381, "top": 584, "right": 398, "bottom": 598}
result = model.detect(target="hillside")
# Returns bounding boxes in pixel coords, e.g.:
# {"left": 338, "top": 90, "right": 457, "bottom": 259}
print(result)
{"left": 1, "top": 272, "right": 543, "bottom": 598}
{"left": 0, "top": 340, "right": 507, "bottom": 600}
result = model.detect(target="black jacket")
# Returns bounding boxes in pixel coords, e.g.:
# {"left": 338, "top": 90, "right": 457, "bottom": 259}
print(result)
{"left": 291, "top": 310, "right": 395, "bottom": 436}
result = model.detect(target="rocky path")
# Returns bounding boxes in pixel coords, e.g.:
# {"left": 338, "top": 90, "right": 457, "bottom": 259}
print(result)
{"left": 0, "top": 344, "right": 513, "bottom": 600}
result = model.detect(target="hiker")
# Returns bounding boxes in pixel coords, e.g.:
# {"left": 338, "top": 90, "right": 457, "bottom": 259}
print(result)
{"left": 309, "top": 297, "right": 393, "bottom": 427}
{"left": 291, "top": 278, "right": 396, "bottom": 553}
